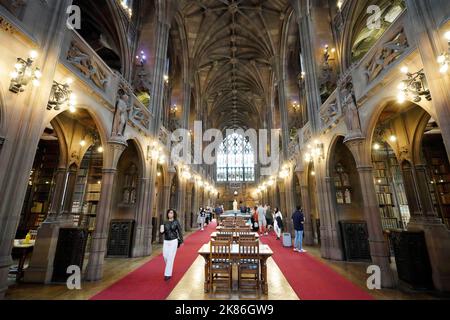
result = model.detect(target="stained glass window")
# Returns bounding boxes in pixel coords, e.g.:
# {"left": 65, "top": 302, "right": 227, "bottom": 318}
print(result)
{"left": 217, "top": 133, "right": 255, "bottom": 182}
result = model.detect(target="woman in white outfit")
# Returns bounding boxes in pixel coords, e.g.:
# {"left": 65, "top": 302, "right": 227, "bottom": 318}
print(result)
{"left": 273, "top": 207, "right": 283, "bottom": 240}
{"left": 160, "top": 209, "right": 183, "bottom": 281}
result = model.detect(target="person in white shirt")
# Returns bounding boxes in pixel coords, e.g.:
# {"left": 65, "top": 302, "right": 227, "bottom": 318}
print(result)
{"left": 257, "top": 205, "right": 267, "bottom": 236}
{"left": 273, "top": 208, "right": 283, "bottom": 240}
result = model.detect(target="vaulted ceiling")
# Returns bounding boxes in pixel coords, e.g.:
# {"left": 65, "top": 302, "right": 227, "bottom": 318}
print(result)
{"left": 174, "top": 0, "right": 293, "bottom": 131}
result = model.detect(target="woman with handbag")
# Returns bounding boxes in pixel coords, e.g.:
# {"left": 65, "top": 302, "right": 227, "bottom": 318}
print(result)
{"left": 160, "top": 209, "right": 183, "bottom": 281}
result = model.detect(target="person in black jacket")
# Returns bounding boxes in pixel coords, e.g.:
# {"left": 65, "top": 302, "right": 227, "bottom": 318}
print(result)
{"left": 292, "top": 207, "right": 307, "bottom": 253}
{"left": 160, "top": 209, "right": 183, "bottom": 281}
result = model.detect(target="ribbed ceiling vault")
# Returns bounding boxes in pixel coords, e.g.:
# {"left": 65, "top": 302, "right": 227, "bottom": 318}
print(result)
{"left": 176, "top": 0, "right": 291, "bottom": 131}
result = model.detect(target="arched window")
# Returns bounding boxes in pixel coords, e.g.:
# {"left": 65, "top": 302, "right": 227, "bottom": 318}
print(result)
{"left": 217, "top": 133, "right": 255, "bottom": 182}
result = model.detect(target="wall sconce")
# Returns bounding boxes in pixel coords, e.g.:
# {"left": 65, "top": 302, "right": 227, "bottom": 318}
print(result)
{"left": 147, "top": 141, "right": 163, "bottom": 161}
{"left": 437, "top": 31, "right": 450, "bottom": 73}
{"left": 164, "top": 75, "right": 169, "bottom": 84}
{"left": 337, "top": 0, "right": 343, "bottom": 11}
{"left": 47, "top": 79, "right": 76, "bottom": 111}
{"left": 170, "top": 104, "right": 178, "bottom": 114}
{"left": 136, "top": 51, "right": 147, "bottom": 66}
{"left": 119, "top": 0, "right": 133, "bottom": 18}
{"left": 304, "top": 140, "right": 324, "bottom": 162}
{"left": 397, "top": 67, "right": 432, "bottom": 103}
{"left": 9, "top": 51, "right": 41, "bottom": 93}
{"left": 291, "top": 101, "right": 300, "bottom": 112}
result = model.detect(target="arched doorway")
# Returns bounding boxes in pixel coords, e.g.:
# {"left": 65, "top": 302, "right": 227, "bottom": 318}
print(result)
{"left": 329, "top": 136, "right": 369, "bottom": 261}
{"left": 15, "top": 108, "right": 106, "bottom": 284}
{"left": 369, "top": 100, "right": 450, "bottom": 290}
{"left": 107, "top": 141, "right": 143, "bottom": 257}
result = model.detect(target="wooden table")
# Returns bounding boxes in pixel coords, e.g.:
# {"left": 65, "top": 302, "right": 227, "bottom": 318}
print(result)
{"left": 198, "top": 242, "right": 273, "bottom": 294}
{"left": 210, "top": 232, "right": 259, "bottom": 242}
{"left": 12, "top": 240, "right": 35, "bottom": 281}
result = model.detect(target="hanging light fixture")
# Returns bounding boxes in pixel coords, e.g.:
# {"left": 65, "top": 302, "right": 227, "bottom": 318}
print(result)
{"left": 397, "top": 67, "right": 432, "bottom": 103}
{"left": 9, "top": 50, "right": 41, "bottom": 93}
{"left": 437, "top": 31, "right": 450, "bottom": 74}
{"left": 47, "top": 78, "right": 76, "bottom": 111}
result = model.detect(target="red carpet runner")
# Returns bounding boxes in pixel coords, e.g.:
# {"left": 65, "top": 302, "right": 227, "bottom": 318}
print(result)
{"left": 91, "top": 222, "right": 216, "bottom": 300}
{"left": 260, "top": 233, "right": 374, "bottom": 300}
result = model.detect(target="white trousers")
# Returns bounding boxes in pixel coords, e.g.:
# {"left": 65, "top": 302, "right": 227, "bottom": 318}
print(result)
{"left": 163, "top": 239, "right": 178, "bottom": 277}
{"left": 274, "top": 222, "right": 281, "bottom": 238}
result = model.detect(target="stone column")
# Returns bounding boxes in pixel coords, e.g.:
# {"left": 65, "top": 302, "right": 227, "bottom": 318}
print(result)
{"left": 150, "top": 0, "right": 178, "bottom": 135}
{"left": 297, "top": 171, "right": 314, "bottom": 245}
{"left": 0, "top": 0, "right": 75, "bottom": 298}
{"left": 185, "top": 186, "right": 193, "bottom": 231}
{"left": 290, "top": 0, "right": 322, "bottom": 132}
{"left": 132, "top": 176, "right": 152, "bottom": 257}
{"left": 177, "top": 178, "right": 187, "bottom": 232}
{"left": 405, "top": 0, "right": 450, "bottom": 162}
{"left": 85, "top": 141, "right": 126, "bottom": 281}
{"left": 159, "top": 185, "right": 171, "bottom": 243}
{"left": 313, "top": 158, "right": 343, "bottom": 260}
{"left": 357, "top": 166, "right": 396, "bottom": 287}
{"left": 344, "top": 139, "right": 395, "bottom": 287}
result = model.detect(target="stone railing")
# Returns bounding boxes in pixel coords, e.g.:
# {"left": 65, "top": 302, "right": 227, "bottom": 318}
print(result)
{"left": 61, "top": 30, "right": 154, "bottom": 134}
{"left": 298, "top": 122, "right": 312, "bottom": 147}
{"left": 350, "top": 11, "right": 413, "bottom": 101}
{"left": 319, "top": 89, "right": 340, "bottom": 132}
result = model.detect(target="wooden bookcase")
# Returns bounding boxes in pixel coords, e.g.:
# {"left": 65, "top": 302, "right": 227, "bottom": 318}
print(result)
{"left": 372, "top": 145, "right": 409, "bottom": 230}
{"left": 71, "top": 147, "right": 103, "bottom": 231}
{"left": 423, "top": 148, "right": 450, "bottom": 229}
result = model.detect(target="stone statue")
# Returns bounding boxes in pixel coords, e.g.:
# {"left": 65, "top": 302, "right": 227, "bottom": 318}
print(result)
{"left": 112, "top": 92, "right": 130, "bottom": 137}
{"left": 342, "top": 83, "right": 362, "bottom": 137}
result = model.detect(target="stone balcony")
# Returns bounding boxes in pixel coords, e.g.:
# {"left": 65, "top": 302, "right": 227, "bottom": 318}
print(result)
{"left": 60, "top": 30, "right": 154, "bottom": 135}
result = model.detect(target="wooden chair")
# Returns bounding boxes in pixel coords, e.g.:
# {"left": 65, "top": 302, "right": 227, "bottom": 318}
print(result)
{"left": 215, "top": 233, "right": 234, "bottom": 243}
{"left": 210, "top": 240, "right": 233, "bottom": 293}
{"left": 236, "top": 220, "right": 248, "bottom": 227}
{"left": 222, "top": 220, "right": 235, "bottom": 228}
{"left": 236, "top": 227, "right": 251, "bottom": 235}
{"left": 238, "top": 234, "right": 256, "bottom": 242}
{"left": 238, "top": 240, "right": 260, "bottom": 294}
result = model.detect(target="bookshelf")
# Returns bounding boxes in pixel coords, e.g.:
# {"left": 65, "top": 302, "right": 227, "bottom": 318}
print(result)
{"left": 423, "top": 145, "right": 450, "bottom": 229}
{"left": 333, "top": 162, "right": 352, "bottom": 205}
{"left": 71, "top": 146, "right": 103, "bottom": 231}
{"left": 372, "top": 144, "right": 408, "bottom": 230}
{"left": 17, "top": 140, "right": 59, "bottom": 238}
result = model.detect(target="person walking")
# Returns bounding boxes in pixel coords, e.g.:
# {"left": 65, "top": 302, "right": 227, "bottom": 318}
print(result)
{"left": 160, "top": 209, "right": 183, "bottom": 281}
{"left": 273, "top": 207, "right": 283, "bottom": 240}
{"left": 257, "top": 205, "right": 267, "bottom": 236}
{"left": 197, "top": 207, "right": 206, "bottom": 231}
{"left": 292, "top": 207, "right": 306, "bottom": 253}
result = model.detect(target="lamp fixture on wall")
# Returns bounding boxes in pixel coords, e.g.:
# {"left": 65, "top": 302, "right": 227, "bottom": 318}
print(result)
{"left": 304, "top": 140, "right": 324, "bottom": 162}
{"left": 9, "top": 51, "right": 41, "bottom": 93}
{"left": 437, "top": 31, "right": 450, "bottom": 74}
{"left": 397, "top": 67, "right": 432, "bottom": 103}
{"left": 47, "top": 78, "right": 76, "bottom": 112}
